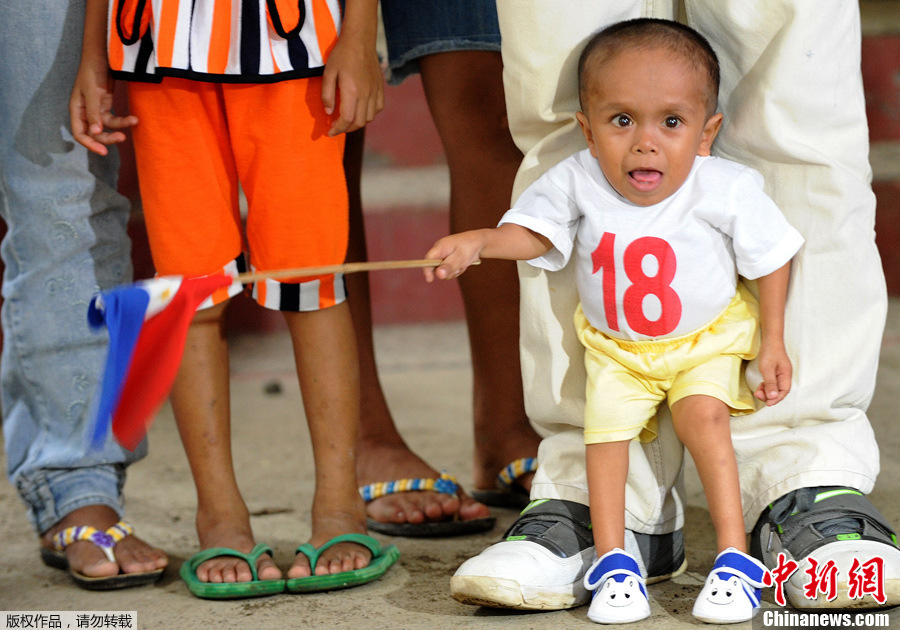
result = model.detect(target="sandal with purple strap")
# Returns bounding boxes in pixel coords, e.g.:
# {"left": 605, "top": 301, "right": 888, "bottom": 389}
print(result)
{"left": 40, "top": 521, "right": 164, "bottom": 590}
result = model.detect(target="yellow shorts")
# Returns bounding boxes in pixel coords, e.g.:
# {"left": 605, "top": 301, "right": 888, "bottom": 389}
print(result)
{"left": 578, "top": 284, "right": 760, "bottom": 445}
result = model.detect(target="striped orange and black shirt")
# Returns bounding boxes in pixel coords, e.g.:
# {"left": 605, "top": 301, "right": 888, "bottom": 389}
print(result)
{"left": 109, "top": 0, "right": 342, "bottom": 83}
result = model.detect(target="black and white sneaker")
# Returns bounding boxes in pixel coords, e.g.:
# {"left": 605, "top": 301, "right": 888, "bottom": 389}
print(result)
{"left": 750, "top": 486, "right": 900, "bottom": 608}
{"left": 450, "top": 499, "right": 687, "bottom": 610}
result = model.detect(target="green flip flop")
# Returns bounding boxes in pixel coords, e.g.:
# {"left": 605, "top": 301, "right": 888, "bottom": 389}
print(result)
{"left": 179, "top": 543, "right": 286, "bottom": 599}
{"left": 286, "top": 533, "right": 400, "bottom": 593}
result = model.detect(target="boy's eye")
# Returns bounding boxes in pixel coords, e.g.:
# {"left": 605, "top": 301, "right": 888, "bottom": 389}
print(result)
{"left": 613, "top": 114, "right": 632, "bottom": 127}
{"left": 664, "top": 116, "right": 681, "bottom": 128}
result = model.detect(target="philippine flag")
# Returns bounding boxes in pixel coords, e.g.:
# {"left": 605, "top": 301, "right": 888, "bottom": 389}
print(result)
{"left": 87, "top": 274, "right": 233, "bottom": 451}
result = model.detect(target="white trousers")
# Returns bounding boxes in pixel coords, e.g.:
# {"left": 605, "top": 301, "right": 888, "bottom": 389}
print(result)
{"left": 497, "top": 0, "right": 884, "bottom": 533}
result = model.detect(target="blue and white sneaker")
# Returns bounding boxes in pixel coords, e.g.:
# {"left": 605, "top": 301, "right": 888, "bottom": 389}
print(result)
{"left": 692, "top": 548, "right": 772, "bottom": 624}
{"left": 583, "top": 548, "right": 651, "bottom": 624}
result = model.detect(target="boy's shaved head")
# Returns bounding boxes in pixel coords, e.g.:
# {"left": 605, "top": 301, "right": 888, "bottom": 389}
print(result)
{"left": 578, "top": 18, "right": 720, "bottom": 117}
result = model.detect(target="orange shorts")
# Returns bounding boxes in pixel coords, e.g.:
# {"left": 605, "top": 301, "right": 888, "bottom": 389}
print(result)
{"left": 127, "top": 76, "right": 348, "bottom": 311}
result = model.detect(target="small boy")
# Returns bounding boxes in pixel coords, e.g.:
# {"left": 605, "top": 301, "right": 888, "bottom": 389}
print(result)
{"left": 426, "top": 18, "right": 803, "bottom": 624}
{"left": 71, "top": 0, "right": 398, "bottom": 599}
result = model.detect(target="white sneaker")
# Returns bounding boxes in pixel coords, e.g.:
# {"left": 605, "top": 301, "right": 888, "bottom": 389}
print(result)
{"left": 583, "top": 548, "right": 650, "bottom": 624}
{"left": 451, "top": 538, "right": 595, "bottom": 610}
{"left": 692, "top": 548, "right": 772, "bottom": 624}
{"left": 751, "top": 486, "right": 900, "bottom": 609}
{"left": 450, "top": 499, "right": 686, "bottom": 611}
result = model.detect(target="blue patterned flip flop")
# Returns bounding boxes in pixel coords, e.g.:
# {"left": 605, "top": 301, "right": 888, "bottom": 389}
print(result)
{"left": 360, "top": 472, "right": 496, "bottom": 537}
{"left": 471, "top": 457, "right": 538, "bottom": 509}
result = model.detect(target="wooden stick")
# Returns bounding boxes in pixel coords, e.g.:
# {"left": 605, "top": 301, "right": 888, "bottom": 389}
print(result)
{"left": 233, "top": 258, "right": 477, "bottom": 284}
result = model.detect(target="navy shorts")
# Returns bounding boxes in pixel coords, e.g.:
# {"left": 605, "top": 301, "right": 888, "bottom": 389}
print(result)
{"left": 380, "top": 0, "right": 501, "bottom": 84}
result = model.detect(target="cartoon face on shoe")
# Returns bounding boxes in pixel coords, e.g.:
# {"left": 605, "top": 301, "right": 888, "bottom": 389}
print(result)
{"left": 584, "top": 550, "right": 651, "bottom": 623}
{"left": 596, "top": 575, "right": 644, "bottom": 608}
{"left": 587, "top": 574, "right": 651, "bottom": 624}
{"left": 700, "top": 573, "right": 743, "bottom": 607}
{"left": 692, "top": 572, "right": 756, "bottom": 623}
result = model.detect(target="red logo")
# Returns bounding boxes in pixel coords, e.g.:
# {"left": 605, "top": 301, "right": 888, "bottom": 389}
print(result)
{"left": 771, "top": 552, "right": 800, "bottom": 607}
{"left": 847, "top": 557, "right": 886, "bottom": 604}
{"left": 802, "top": 557, "right": 839, "bottom": 602}
{"left": 771, "top": 552, "right": 887, "bottom": 605}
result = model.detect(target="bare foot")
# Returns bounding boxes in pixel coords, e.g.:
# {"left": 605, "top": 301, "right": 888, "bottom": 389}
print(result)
{"left": 472, "top": 419, "right": 542, "bottom": 493}
{"left": 41, "top": 505, "right": 168, "bottom": 578}
{"left": 288, "top": 496, "right": 371, "bottom": 578}
{"left": 357, "top": 440, "right": 491, "bottom": 526}
{"left": 193, "top": 511, "right": 281, "bottom": 583}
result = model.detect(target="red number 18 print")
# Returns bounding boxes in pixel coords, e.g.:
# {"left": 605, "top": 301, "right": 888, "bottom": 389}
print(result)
{"left": 590, "top": 232, "right": 682, "bottom": 337}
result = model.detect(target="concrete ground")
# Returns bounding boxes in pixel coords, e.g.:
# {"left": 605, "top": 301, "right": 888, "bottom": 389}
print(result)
{"left": 2, "top": 5, "right": 898, "bottom": 623}
{"left": 1, "top": 299, "right": 900, "bottom": 629}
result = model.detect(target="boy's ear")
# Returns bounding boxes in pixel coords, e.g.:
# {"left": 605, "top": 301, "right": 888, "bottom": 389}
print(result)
{"left": 576, "top": 111, "right": 598, "bottom": 157}
{"left": 698, "top": 112, "right": 723, "bottom": 156}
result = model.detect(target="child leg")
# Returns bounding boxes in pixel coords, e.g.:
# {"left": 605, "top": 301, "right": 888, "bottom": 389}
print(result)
{"left": 585, "top": 440, "right": 652, "bottom": 624}
{"left": 169, "top": 302, "right": 281, "bottom": 583}
{"left": 669, "top": 395, "right": 745, "bottom": 552}
{"left": 673, "top": 395, "right": 772, "bottom": 623}
{"left": 586, "top": 440, "right": 630, "bottom": 556}
{"left": 284, "top": 302, "right": 371, "bottom": 577}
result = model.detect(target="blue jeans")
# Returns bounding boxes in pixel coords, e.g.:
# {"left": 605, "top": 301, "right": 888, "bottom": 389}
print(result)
{"left": 380, "top": 0, "right": 501, "bottom": 84}
{"left": 0, "top": 1, "right": 144, "bottom": 534}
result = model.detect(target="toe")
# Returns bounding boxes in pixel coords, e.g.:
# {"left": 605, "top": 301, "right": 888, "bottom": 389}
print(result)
{"left": 366, "top": 493, "right": 426, "bottom": 525}
{"left": 287, "top": 553, "right": 312, "bottom": 579}
{"left": 458, "top": 494, "right": 491, "bottom": 521}
{"left": 428, "top": 493, "right": 461, "bottom": 520}
{"left": 115, "top": 537, "right": 169, "bottom": 574}
{"left": 256, "top": 554, "right": 282, "bottom": 581}
{"left": 68, "top": 541, "right": 119, "bottom": 579}
{"left": 314, "top": 543, "right": 371, "bottom": 575}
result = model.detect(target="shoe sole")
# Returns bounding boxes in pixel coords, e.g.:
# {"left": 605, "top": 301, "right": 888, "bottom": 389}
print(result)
{"left": 450, "top": 574, "right": 589, "bottom": 610}
{"left": 449, "top": 557, "right": 687, "bottom": 611}
{"left": 785, "top": 540, "right": 900, "bottom": 609}
{"left": 40, "top": 547, "right": 164, "bottom": 591}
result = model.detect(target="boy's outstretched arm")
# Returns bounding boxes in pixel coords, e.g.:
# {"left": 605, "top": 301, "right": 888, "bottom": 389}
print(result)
{"left": 323, "top": 0, "right": 383, "bottom": 136}
{"left": 69, "top": 0, "right": 138, "bottom": 155}
{"left": 754, "top": 262, "right": 793, "bottom": 406}
{"left": 424, "top": 224, "right": 552, "bottom": 282}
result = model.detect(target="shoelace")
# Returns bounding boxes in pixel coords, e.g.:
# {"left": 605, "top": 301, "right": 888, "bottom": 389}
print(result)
{"left": 769, "top": 487, "right": 863, "bottom": 538}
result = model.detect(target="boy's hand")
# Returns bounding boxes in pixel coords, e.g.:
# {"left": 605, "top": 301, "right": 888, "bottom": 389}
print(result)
{"left": 424, "top": 231, "right": 488, "bottom": 282}
{"left": 754, "top": 341, "right": 792, "bottom": 406}
{"left": 69, "top": 59, "right": 137, "bottom": 155}
{"left": 322, "top": 34, "right": 384, "bottom": 136}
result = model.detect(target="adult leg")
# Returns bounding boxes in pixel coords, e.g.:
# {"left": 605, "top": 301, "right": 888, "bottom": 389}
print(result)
{"left": 417, "top": 50, "right": 541, "bottom": 492}
{"left": 688, "top": 0, "right": 899, "bottom": 607}
{"left": 0, "top": 0, "right": 166, "bottom": 579}
{"left": 345, "top": 131, "right": 490, "bottom": 527}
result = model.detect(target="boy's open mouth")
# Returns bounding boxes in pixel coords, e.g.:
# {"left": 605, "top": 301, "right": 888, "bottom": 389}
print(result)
{"left": 628, "top": 169, "right": 663, "bottom": 191}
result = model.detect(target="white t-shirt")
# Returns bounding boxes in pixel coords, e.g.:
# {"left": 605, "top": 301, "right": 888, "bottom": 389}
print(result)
{"left": 500, "top": 151, "right": 805, "bottom": 341}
